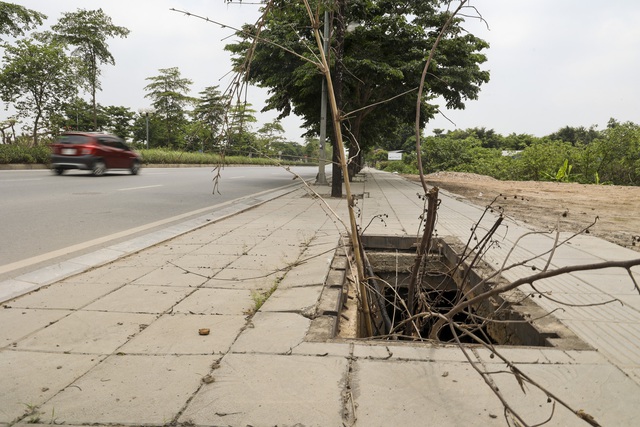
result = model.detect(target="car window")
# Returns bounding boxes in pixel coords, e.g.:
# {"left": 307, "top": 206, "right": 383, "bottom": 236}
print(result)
{"left": 56, "top": 135, "right": 92, "bottom": 145}
{"left": 114, "top": 140, "right": 129, "bottom": 150}
{"left": 98, "top": 138, "right": 117, "bottom": 148}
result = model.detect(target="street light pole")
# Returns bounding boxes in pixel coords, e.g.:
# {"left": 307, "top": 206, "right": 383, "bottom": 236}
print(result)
{"left": 316, "top": 9, "right": 330, "bottom": 185}
{"left": 145, "top": 112, "right": 149, "bottom": 148}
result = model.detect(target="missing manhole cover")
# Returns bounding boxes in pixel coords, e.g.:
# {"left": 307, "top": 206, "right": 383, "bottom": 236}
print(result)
{"left": 309, "top": 235, "right": 589, "bottom": 350}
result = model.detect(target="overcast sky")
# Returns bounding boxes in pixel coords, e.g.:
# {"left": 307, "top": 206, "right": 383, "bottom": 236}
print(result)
{"left": 8, "top": 1, "right": 640, "bottom": 142}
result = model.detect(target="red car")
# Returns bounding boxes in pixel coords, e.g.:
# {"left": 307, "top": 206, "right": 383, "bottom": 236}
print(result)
{"left": 50, "top": 132, "right": 142, "bottom": 176}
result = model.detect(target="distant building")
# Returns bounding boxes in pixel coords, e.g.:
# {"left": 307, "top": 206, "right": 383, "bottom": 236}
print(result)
{"left": 388, "top": 150, "right": 403, "bottom": 161}
{"left": 501, "top": 150, "right": 523, "bottom": 157}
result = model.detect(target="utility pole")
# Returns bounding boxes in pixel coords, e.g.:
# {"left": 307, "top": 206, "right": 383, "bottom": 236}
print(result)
{"left": 145, "top": 112, "right": 149, "bottom": 148}
{"left": 315, "top": 9, "right": 330, "bottom": 185}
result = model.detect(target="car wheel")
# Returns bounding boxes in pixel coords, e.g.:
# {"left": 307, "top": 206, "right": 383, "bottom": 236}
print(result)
{"left": 130, "top": 160, "right": 140, "bottom": 175}
{"left": 54, "top": 167, "right": 64, "bottom": 175}
{"left": 92, "top": 160, "right": 106, "bottom": 176}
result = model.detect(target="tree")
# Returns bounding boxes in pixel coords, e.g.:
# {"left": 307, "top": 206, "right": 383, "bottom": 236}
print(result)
{"left": 51, "top": 8, "right": 130, "bottom": 130}
{"left": 0, "top": 2, "right": 46, "bottom": 40}
{"left": 0, "top": 37, "right": 76, "bottom": 145}
{"left": 103, "top": 105, "right": 134, "bottom": 139}
{"left": 226, "top": 0, "right": 489, "bottom": 181}
{"left": 192, "top": 85, "right": 228, "bottom": 151}
{"left": 144, "top": 67, "right": 193, "bottom": 149}
{"left": 52, "top": 97, "right": 107, "bottom": 133}
{"left": 546, "top": 125, "right": 600, "bottom": 146}
{"left": 590, "top": 120, "right": 640, "bottom": 185}
{"left": 227, "top": 102, "right": 258, "bottom": 156}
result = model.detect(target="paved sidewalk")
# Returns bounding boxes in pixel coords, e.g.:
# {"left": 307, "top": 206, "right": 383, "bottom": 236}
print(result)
{"left": 1, "top": 169, "right": 639, "bottom": 426}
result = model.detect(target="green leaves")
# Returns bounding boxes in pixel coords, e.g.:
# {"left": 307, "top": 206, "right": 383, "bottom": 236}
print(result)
{"left": 51, "top": 8, "right": 130, "bottom": 129}
{"left": 0, "top": 2, "right": 46, "bottom": 40}
{"left": 225, "top": 0, "right": 490, "bottom": 155}
{"left": 0, "top": 37, "right": 77, "bottom": 144}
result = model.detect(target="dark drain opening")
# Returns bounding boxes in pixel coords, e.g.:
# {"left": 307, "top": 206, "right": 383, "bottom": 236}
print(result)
{"left": 312, "top": 234, "right": 589, "bottom": 350}
{"left": 379, "top": 281, "right": 496, "bottom": 344}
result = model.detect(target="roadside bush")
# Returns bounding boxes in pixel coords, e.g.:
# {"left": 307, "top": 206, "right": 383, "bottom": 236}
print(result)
{"left": 514, "top": 139, "right": 577, "bottom": 181}
{"left": 0, "top": 144, "right": 50, "bottom": 164}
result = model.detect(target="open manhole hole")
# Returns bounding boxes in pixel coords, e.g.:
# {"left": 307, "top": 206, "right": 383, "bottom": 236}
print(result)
{"left": 309, "top": 235, "right": 589, "bottom": 350}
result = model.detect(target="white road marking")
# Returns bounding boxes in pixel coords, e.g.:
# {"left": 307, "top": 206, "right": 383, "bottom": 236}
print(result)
{"left": 1, "top": 178, "right": 43, "bottom": 182}
{"left": 229, "top": 176, "right": 246, "bottom": 179}
{"left": 117, "top": 185, "right": 163, "bottom": 191}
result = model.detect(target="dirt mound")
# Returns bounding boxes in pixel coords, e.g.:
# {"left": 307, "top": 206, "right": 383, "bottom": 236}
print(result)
{"left": 404, "top": 173, "right": 640, "bottom": 253}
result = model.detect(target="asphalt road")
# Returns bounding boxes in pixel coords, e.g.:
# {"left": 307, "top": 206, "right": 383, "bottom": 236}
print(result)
{"left": 0, "top": 165, "right": 321, "bottom": 281}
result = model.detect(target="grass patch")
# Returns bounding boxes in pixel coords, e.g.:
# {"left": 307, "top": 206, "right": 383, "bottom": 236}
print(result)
{"left": 250, "top": 281, "right": 279, "bottom": 313}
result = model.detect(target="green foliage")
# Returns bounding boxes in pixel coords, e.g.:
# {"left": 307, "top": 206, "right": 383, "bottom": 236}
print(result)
{"left": 0, "top": 37, "right": 77, "bottom": 144}
{"left": 0, "top": 2, "right": 46, "bottom": 40}
{"left": 51, "top": 8, "right": 130, "bottom": 129}
{"left": 0, "top": 143, "right": 50, "bottom": 164}
{"left": 515, "top": 139, "right": 576, "bottom": 181}
{"left": 138, "top": 148, "right": 306, "bottom": 166}
{"left": 144, "top": 67, "right": 194, "bottom": 149}
{"left": 547, "top": 159, "right": 573, "bottom": 182}
{"left": 372, "top": 121, "right": 640, "bottom": 186}
{"left": 225, "top": 0, "right": 490, "bottom": 164}
{"left": 191, "top": 85, "right": 228, "bottom": 151}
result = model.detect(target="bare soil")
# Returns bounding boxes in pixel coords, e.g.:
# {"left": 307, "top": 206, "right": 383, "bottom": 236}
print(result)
{"left": 404, "top": 172, "right": 640, "bottom": 253}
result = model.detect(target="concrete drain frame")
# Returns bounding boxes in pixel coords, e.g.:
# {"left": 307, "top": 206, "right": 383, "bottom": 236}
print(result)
{"left": 308, "top": 234, "right": 590, "bottom": 350}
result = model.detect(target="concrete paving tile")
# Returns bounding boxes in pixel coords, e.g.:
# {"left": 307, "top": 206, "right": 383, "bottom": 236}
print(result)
{"left": 114, "top": 250, "right": 184, "bottom": 267}
{"left": 120, "top": 313, "right": 246, "bottom": 355}
{"left": 614, "top": 294, "right": 640, "bottom": 311}
{"left": 38, "top": 354, "right": 213, "bottom": 425}
{"left": 0, "top": 350, "right": 102, "bottom": 424}
{"left": 231, "top": 312, "right": 310, "bottom": 354}
{"left": 626, "top": 367, "right": 640, "bottom": 385}
{"left": 352, "top": 359, "right": 505, "bottom": 426}
{"left": 15, "top": 311, "right": 156, "bottom": 354}
{"left": 173, "top": 288, "right": 254, "bottom": 315}
{"left": 226, "top": 252, "right": 300, "bottom": 271}
{"left": 180, "top": 353, "right": 347, "bottom": 426}
{"left": 561, "top": 319, "right": 640, "bottom": 366}
{"left": 7, "top": 281, "right": 123, "bottom": 310}
{"left": 208, "top": 267, "right": 283, "bottom": 288}
{"left": 259, "top": 285, "right": 323, "bottom": 312}
{"left": 548, "top": 294, "right": 640, "bottom": 322}
{"left": 370, "top": 344, "right": 474, "bottom": 362}
{"left": 144, "top": 243, "right": 201, "bottom": 255}
{"left": 572, "top": 269, "right": 640, "bottom": 295}
{"left": 303, "top": 242, "right": 340, "bottom": 259}
{"left": 208, "top": 232, "right": 263, "bottom": 247}
{"left": 83, "top": 284, "right": 193, "bottom": 314}
{"left": 173, "top": 253, "right": 239, "bottom": 270}
{"left": 202, "top": 276, "right": 272, "bottom": 290}
{"left": 188, "top": 243, "right": 247, "bottom": 256}
{"left": 171, "top": 230, "right": 237, "bottom": 245}
{"left": 0, "top": 308, "right": 71, "bottom": 348}
{"left": 65, "top": 264, "right": 156, "bottom": 285}
{"left": 291, "top": 341, "right": 353, "bottom": 357}
{"left": 132, "top": 265, "right": 211, "bottom": 287}
{"left": 560, "top": 349, "right": 611, "bottom": 364}
{"left": 0, "top": 279, "right": 43, "bottom": 304}
{"left": 278, "top": 256, "right": 332, "bottom": 288}
{"left": 490, "top": 361, "right": 640, "bottom": 427}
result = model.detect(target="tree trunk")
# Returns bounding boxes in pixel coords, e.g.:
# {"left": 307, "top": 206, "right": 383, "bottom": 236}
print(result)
{"left": 331, "top": 0, "right": 347, "bottom": 198}
{"left": 32, "top": 112, "right": 41, "bottom": 146}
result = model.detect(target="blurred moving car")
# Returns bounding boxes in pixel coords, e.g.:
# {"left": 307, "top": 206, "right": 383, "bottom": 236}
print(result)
{"left": 50, "top": 132, "right": 141, "bottom": 176}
